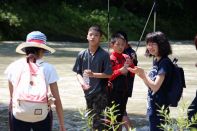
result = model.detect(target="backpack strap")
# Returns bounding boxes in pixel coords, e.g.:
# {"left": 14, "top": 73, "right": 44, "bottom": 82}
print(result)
{"left": 12, "top": 59, "right": 26, "bottom": 100}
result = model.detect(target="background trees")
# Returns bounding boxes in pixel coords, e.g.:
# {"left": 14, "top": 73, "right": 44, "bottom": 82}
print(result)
{"left": 0, "top": 0, "right": 196, "bottom": 41}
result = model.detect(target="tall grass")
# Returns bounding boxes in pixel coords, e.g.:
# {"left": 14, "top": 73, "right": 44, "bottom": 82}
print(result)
{"left": 158, "top": 101, "right": 197, "bottom": 131}
{"left": 78, "top": 101, "right": 136, "bottom": 131}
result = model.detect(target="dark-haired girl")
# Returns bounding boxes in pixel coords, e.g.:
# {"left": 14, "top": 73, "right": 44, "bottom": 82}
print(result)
{"left": 128, "top": 31, "right": 173, "bottom": 131}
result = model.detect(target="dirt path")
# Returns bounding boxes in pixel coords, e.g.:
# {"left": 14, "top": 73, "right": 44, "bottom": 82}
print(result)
{"left": 0, "top": 41, "right": 196, "bottom": 131}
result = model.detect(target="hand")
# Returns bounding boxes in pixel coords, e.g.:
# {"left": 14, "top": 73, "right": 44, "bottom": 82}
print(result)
{"left": 124, "top": 58, "right": 133, "bottom": 68}
{"left": 127, "top": 66, "right": 145, "bottom": 79}
{"left": 124, "top": 56, "right": 134, "bottom": 67}
{"left": 47, "top": 93, "right": 56, "bottom": 110}
{"left": 84, "top": 69, "right": 94, "bottom": 77}
{"left": 81, "top": 83, "right": 90, "bottom": 91}
{"left": 119, "top": 66, "right": 128, "bottom": 75}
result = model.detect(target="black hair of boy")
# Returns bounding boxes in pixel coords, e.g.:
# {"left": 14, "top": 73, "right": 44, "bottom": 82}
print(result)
{"left": 110, "top": 33, "right": 126, "bottom": 44}
{"left": 88, "top": 25, "right": 103, "bottom": 36}
{"left": 115, "top": 31, "right": 128, "bottom": 42}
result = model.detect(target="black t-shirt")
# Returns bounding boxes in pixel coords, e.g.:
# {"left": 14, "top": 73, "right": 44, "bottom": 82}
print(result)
{"left": 73, "top": 46, "right": 112, "bottom": 97}
{"left": 147, "top": 57, "right": 173, "bottom": 116}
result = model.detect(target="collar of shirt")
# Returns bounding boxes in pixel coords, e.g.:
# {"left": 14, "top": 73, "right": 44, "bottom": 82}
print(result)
{"left": 112, "top": 51, "right": 124, "bottom": 59}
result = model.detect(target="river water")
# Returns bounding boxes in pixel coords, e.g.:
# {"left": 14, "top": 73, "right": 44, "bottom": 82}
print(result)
{"left": 0, "top": 41, "right": 196, "bottom": 131}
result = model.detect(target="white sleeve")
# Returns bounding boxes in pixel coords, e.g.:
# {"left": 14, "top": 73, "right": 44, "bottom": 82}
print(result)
{"left": 4, "top": 63, "right": 13, "bottom": 81}
{"left": 4, "top": 64, "right": 12, "bottom": 80}
{"left": 4, "top": 59, "right": 24, "bottom": 87}
{"left": 43, "top": 63, "right": 59, "bottom": 85}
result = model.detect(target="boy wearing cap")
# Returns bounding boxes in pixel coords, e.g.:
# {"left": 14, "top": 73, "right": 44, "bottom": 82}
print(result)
{"left": 73, "top": 25, "right": 112, "bottom": 130}
{"left": 5, "top": 31, "right": 66, "bottom": 131}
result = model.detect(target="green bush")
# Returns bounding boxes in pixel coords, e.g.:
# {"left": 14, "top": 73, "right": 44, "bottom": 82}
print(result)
{"left": 0, "top": 0, "right": 196, "bottom": 41}
{"left": 158, "top": 101, "right": 197, "bottom": 131}
{"left": 78, "top": 101, "right": 136, "bottom": 131}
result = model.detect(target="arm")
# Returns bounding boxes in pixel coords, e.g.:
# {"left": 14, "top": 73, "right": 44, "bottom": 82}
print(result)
{"left": 88, "top": 72, "right": 112, "bottom": 78}
{"left": 8, "top": 81, "right": 13, "bottom": 110}
{"left": 84, "top": 67, "right": 112, "bottom": 79}
{"left": 8, "top": 81, "right": 13, "bottom": 98}
{"left": 50, "top": 82, "right": 66, "bottom": 131}
{"left": 82, "top": 52, "right": 112, "bottom": 79}
{"left": 76, "top": 73, "right": 90, "bottom": 90}
{"left": 108, "top": 57, "right": 127, "bottom": 81}
{"left": 142, "top": 73, "right": 165, "bottom": 93}
{"left": 127, "top": 59, "right": 135, "bottom": 77}
{"left": 109, "top": 66, "right": 128, "bottom": 81}
{"left": 109, "top": 54, "right": 130, "bottom": 81}
{"left": 127, "top": 66, "right": 165, "bottom": 93}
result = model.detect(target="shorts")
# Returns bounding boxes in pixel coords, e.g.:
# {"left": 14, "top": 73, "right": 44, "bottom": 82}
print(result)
{"left": 9, "top": 110, "right": 53, "bottom": 131}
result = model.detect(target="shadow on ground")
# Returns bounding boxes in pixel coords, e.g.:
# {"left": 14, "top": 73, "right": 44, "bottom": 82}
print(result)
{"left": 0, "top": 105, "right": 148, "bottom": 131}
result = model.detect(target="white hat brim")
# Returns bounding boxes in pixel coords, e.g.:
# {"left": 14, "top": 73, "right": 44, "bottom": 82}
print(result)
{"left": 16, "top": 42, "right": 55, "bottom": 54}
